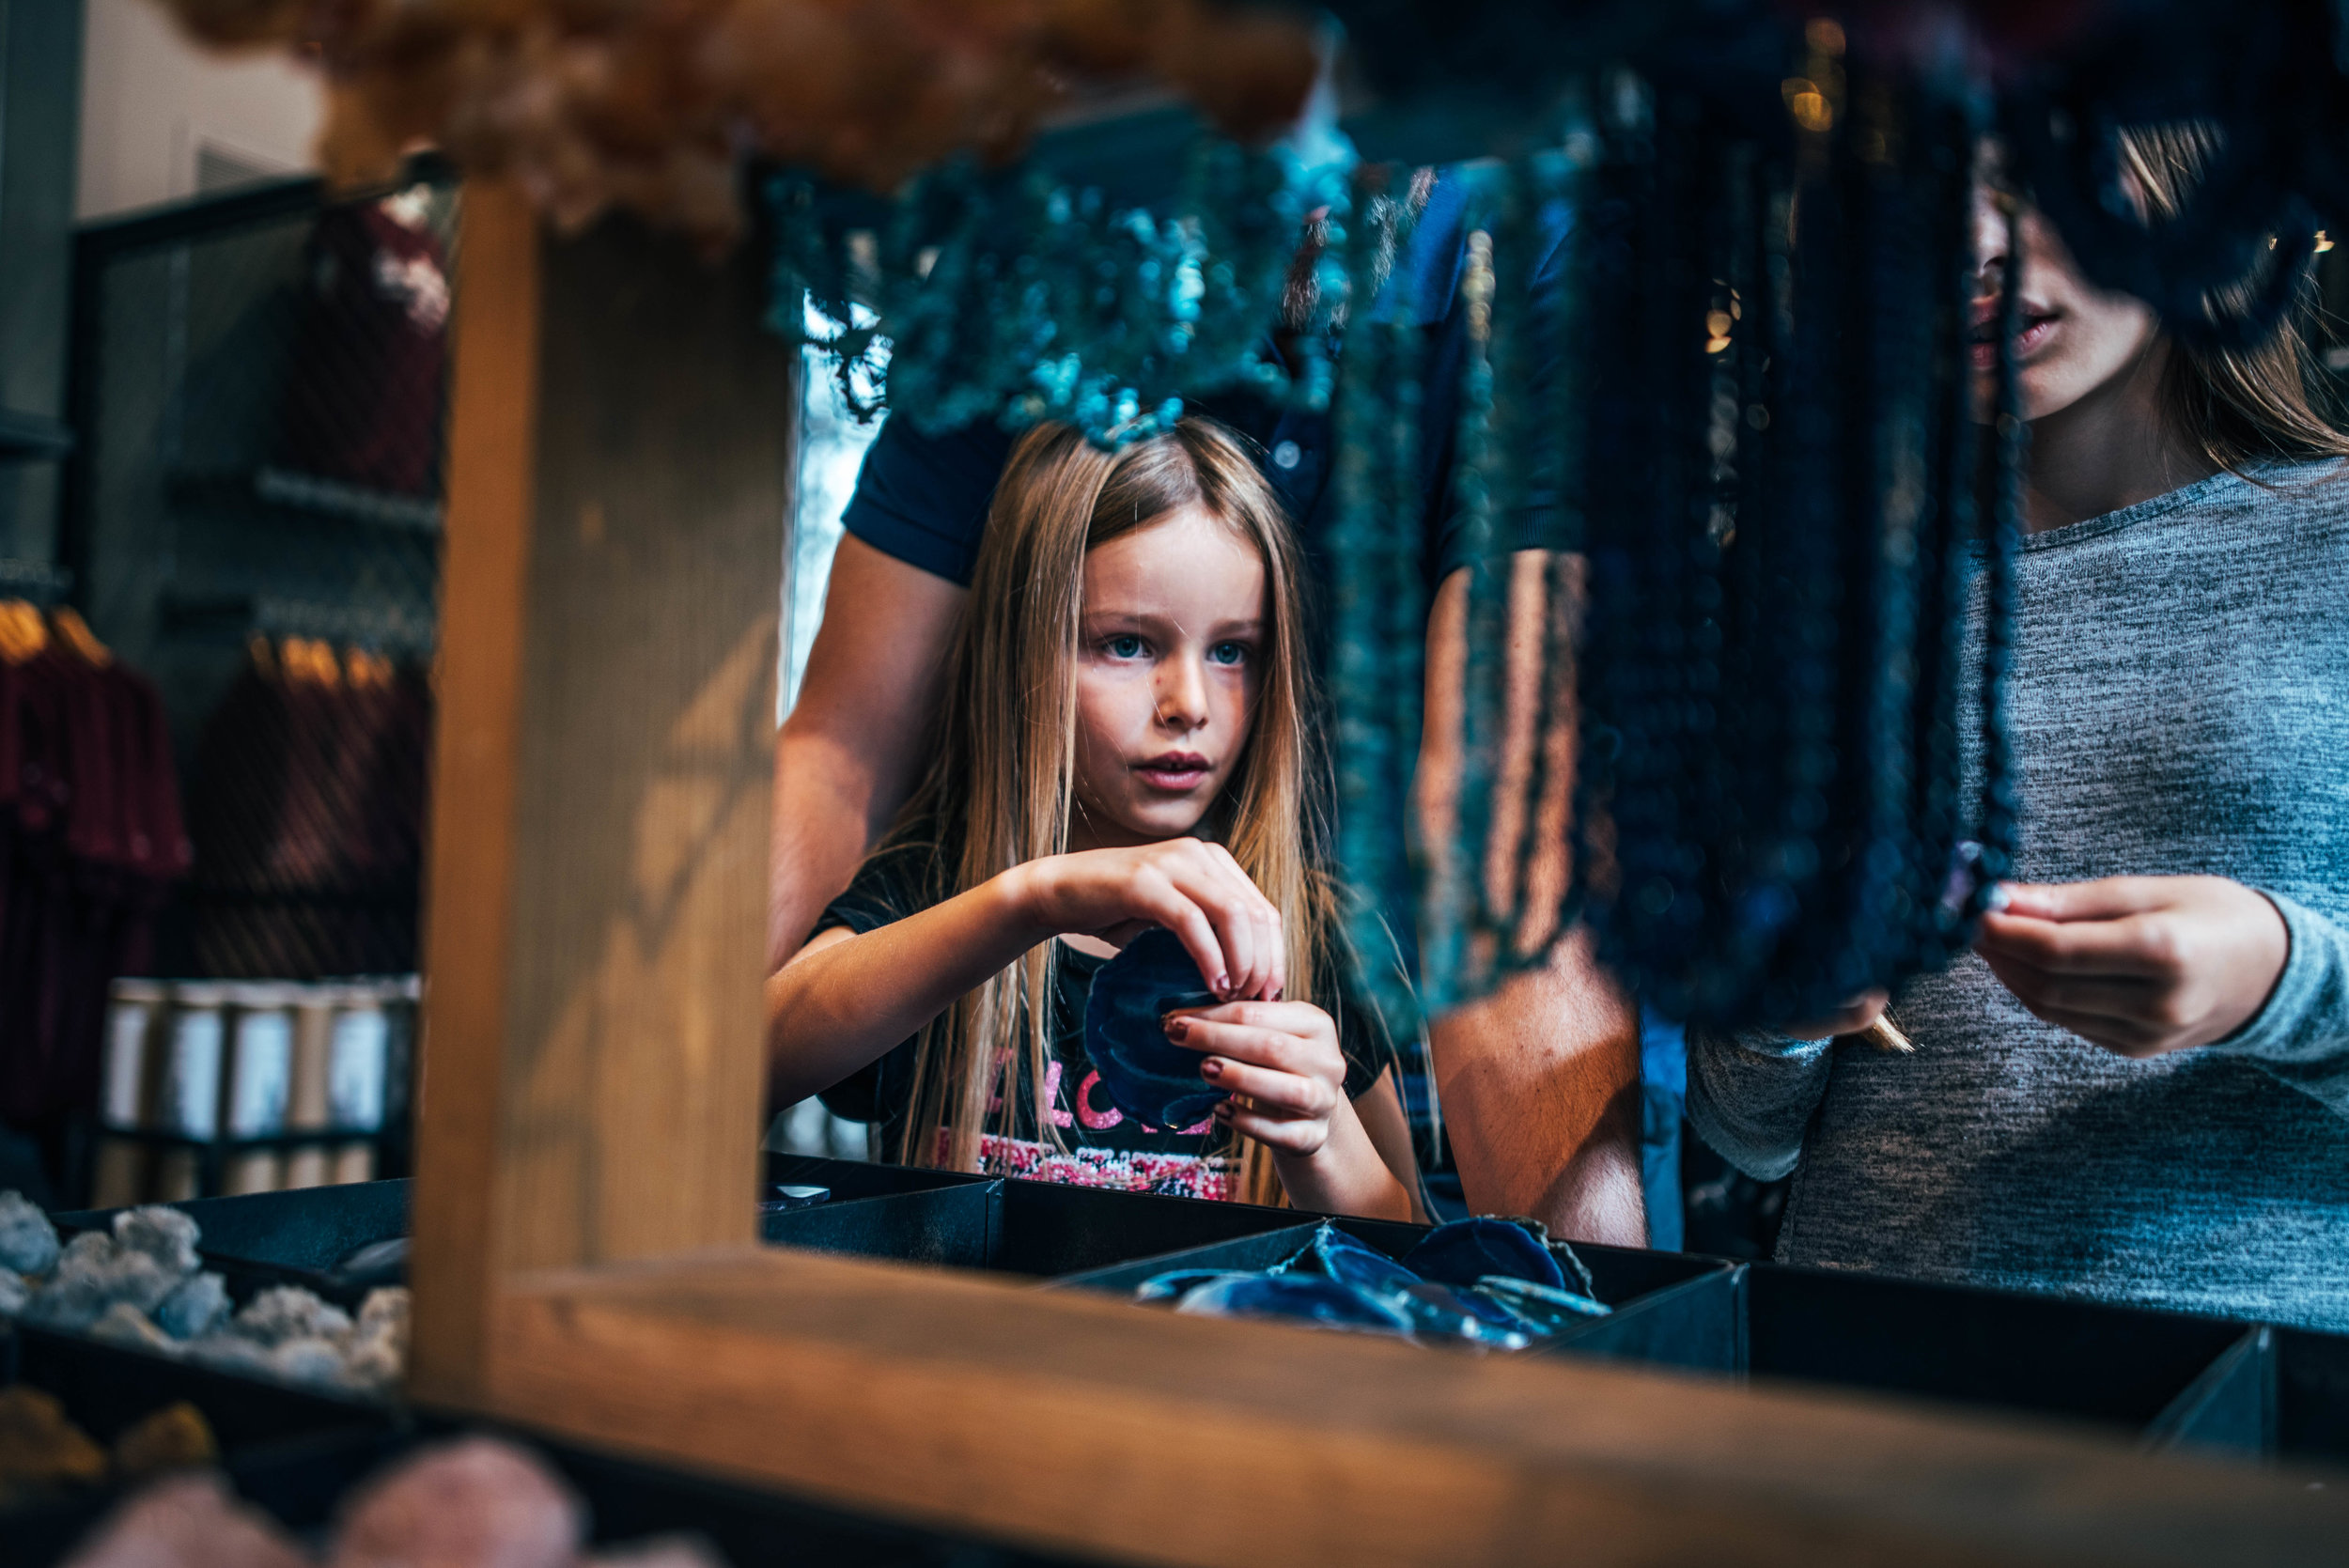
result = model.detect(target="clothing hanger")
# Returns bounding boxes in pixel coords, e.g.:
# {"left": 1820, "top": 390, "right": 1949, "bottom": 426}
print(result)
{"left": 280, "top": 635, "right": 344, "bottom": 688}
{"left": 345, "top": 646, "right": 396, "bottom": 690}
{"left": 48, "top": 606, "right": 111, "bottom": 667}
{"left": 0, "top": 600, "right": 49, "bottom": 665}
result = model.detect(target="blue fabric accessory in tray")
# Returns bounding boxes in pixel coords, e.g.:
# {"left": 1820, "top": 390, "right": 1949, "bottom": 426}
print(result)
{"left": 1083, "top": 926, "right": 1230, "bottom": 1128}
{"left": 1140, "top": 1219, "right": 1609, "bottom": 1349}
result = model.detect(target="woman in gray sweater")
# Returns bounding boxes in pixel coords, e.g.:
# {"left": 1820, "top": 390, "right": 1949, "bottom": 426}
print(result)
{"left": 1688, "top": 130, "right": 2349, "bottom": 1330}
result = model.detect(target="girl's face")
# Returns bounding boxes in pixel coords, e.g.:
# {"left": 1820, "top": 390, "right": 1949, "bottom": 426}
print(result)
{"left": 1970, "top": 175, "right": 2164, "bottom": 421}
{"left": 1068, "top": 505, "right": 1268, "bottom": 849}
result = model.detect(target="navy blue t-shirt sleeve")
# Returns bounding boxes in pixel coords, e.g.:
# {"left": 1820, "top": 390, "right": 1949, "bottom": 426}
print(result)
{"left": 1408, "top": 170, "right": 1578, "bottom": 587}
{"left": 839, "top": 415, "right": 1019, "bottom": 587}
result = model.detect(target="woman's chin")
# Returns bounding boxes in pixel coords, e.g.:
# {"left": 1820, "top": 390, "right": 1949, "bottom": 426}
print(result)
{"left": 1116, "top": 799, "right": 1215, "bottom": 842}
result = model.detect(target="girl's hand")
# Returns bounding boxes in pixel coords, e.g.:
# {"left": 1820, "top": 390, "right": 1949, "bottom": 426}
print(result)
{"left": 1974, "top": 877, "right": 2289, "bottom": 1059}
{"left": 1163, "top": 1000, "right": 1346, "bottom": 1156}
{"left": 1013, "top": 839, "right": 1283, "bottom": 1001}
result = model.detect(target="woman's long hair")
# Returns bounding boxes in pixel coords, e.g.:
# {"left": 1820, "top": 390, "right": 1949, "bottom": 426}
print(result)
{"left": 882, "top": 416, "right": 1347, "bottom": 1205}
{"left": 2116, "top": 124, "right": 2349, "bottom": 470}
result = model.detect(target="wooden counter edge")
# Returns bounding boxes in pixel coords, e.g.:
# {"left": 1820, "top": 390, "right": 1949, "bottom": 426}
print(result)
{"left": 454, "top": 1245, "right": 2349, "bottom": 1568}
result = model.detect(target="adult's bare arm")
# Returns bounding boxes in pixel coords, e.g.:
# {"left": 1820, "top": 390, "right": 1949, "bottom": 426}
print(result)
{"left": 767, "top": 535, "right": 967, "bottom": 972}
{"left": 1415, "top": 561, "right": 1647, "bottom": 1246}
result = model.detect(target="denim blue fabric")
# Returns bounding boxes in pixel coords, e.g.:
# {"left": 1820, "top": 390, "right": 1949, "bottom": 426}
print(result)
{"left": 1133, "top": 1269, "right": 1252, "bottom": 1304}
{"left": 1173, "top": 1273, "right": 1417, "bottom": 1334}
{"left": 1639, "top": 1005, "right": 1688, "bottom": 1251}
{"left": 1136, "top": 1220, "right": 1610, "bottom": 1345}
{"left": 1268, "top": 1222, "right": 1420, "bottom": 1293}
{"left": 1386, "top": 1281, "right": 1533, "bottom": 1347}
{"left": 1472, "top": 1276, "right": 1615, "bottom": 1330}
{"left": 1082, "top": 927, "right": 1227, "bottom": 1128}
{"left": 1403, "top": 1217, "right": 1564, "bottom": 1292}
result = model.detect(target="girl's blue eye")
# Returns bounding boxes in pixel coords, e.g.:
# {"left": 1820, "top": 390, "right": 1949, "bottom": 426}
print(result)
{"left": 1106, "top": 634, "right": 1147, "bottom": 660}
{"left": 1207, "top": 642, "right": 1248, "bottom": 666}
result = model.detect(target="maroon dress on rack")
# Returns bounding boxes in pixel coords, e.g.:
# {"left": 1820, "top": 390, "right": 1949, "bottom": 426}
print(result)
{"left": 0, "top": 639, "right": 190, "bottom": 1173}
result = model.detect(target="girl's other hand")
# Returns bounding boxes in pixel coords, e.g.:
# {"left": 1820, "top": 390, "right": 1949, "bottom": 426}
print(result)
{"left": 1974, "top": 876, "right": 2289, "bottom": 1059}
{"left": 1012, "top": 839, "right": 1283, "bottom": 1001}
{"left": 1164, "top": 1001, "right": 1346, "bottom": 1156}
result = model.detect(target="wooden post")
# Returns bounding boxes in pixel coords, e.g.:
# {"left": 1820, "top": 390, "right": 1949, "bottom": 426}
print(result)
{"left": 410, "top": 184, "right": 788, "bottom": 1404}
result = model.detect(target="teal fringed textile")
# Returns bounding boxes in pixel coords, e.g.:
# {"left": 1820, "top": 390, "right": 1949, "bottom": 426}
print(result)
{"left": 764, "top": 44, "right": 2024, "bottom": 1036}
{"left": 1324, "top": 169, "right": 1431, "bottom": 1032}
{"left": 770, "top": 134, "right": 1349, "bottom": 447}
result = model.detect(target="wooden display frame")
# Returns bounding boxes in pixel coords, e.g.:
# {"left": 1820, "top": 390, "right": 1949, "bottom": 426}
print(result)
{"left": 405, "top": 183, "right": 2349, "bottom": 1567}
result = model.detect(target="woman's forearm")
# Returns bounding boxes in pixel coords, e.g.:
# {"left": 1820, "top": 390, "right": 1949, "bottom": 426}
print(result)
{"left": 767, "top": 869, "right": 1047, "bottom": 1106}
{"left": 1271, "top": 1097, "right": 1417, "bottom": 1222}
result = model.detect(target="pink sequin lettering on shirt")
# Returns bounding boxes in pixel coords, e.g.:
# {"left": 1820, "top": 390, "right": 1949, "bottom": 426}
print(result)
{"left": 1041, "top": 1060, "right": 1074, "bottom": 1127}
{"left": 1075, "top": 1070, "right": 1124, "bottom": 1130}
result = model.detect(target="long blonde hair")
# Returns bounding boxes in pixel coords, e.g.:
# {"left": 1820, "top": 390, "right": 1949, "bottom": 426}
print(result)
{"left": 881, "top": 416, "right": 1349, "bottom": 1205}
{"left": 2114, "top": 123, "right": 2349, "bottom": 470}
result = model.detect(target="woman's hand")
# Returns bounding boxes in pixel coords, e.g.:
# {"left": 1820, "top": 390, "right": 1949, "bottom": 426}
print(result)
{"left": 1011, "top": 839, "right": 1283, "bottom": 1001}
{"left": 1163, "top": 1000, "right": 1346, "bottom": 1156}
{"left": 1974, "top": 877, "right": 2289, "bottom": 1059}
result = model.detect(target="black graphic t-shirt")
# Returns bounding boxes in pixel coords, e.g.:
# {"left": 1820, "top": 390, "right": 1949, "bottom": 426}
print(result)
{"left": 814, "top": 826, "right": 1389, "bottom": 1201}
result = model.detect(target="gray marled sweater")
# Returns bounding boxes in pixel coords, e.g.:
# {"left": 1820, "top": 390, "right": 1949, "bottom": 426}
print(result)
{"left": 1688, "top": 464, "right": 2349, "bottom": 1330}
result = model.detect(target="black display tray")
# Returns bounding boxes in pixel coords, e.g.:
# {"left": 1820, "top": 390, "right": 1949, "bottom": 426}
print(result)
{"left": 1050, "top": 1216, "right": 1736, "bottom": 1366}
{"left": 762, "top": 1176, "right": 1335, "bottom": 1276}
{"left": 51, "top": 1182, "right": 416, "bottom": 1308}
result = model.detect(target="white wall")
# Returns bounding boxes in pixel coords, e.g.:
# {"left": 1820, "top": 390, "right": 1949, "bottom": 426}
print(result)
{"left": 77, "top": 0, "right": 321, "bottom": 221}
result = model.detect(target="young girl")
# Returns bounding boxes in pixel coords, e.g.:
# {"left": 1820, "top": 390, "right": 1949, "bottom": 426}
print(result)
{"left": 1689, "top": 128, "right": 2349, "bottom": 1329}
{"left": 769, "top": 417, "right": 1421, "bottom": 1220}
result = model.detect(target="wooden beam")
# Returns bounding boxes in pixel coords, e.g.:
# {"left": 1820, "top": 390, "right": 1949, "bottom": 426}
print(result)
{"left": 412, "top": 184, "right": 788, "bottom": 1405}
{"left": 480, "top": 1247, "right": 2349, "bottom": 1568}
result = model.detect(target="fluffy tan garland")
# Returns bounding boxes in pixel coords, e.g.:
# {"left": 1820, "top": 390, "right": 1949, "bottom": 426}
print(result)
{"left": 159, "top": 0, "right": 1320, "bottom": 242}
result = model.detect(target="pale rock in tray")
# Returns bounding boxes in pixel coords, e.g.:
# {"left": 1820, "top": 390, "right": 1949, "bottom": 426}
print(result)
{"left": 153, "top": 1272, "right": 231, "bottom": 1341}
{"left": 0, "top": 1190, "right": 411, "bottom": 1395}
{"left": 66, "top": 1434, "right": 735, "bottom": 1568}
{"left": 268, "top": 1337, "right": 350, "bottom": 1388}
{"left": 114, "top": 1206, "right": 202, "bottom": 1277}
{"left": 332, "top": 1436, "right": 585, "bottom": 1568}
{"left": 588, "top": 1537, "right": 729, "bottom": 1568}
{"left": 342, "top": 1289, "right": 411, "bottom": 1393}
{"left": 62, "top": 1470, "right": 309, "bottom": 1568}
{"left": 88, "top": 1302, "right": 182, "bottom": 1356}
{"left": 0, "top": 1189, "right": 60, "bottom": 1276}
{"left": 23, "top": 1229, "right": 186, "bottom": 1329}
{"left": 230, "top": 1284, "right": 355, "bottom": 1348}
